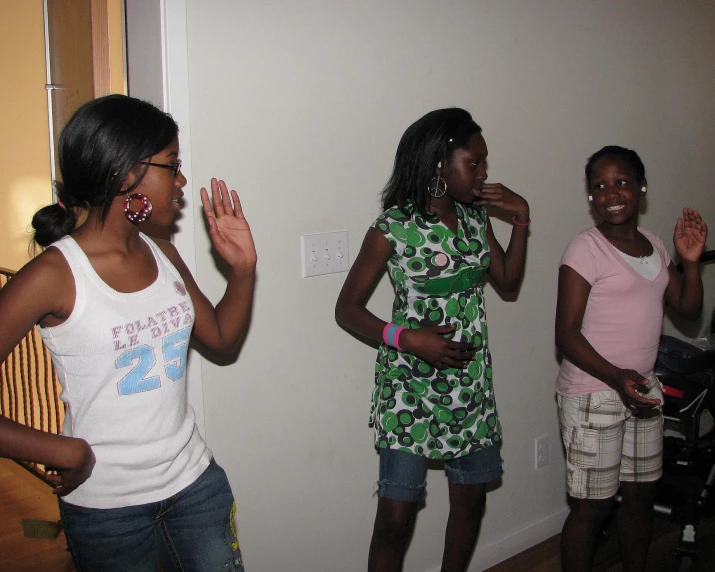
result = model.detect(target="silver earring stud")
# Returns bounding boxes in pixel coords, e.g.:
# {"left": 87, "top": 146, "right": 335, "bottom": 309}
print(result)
{"left": 641, "top": 186, "right": 647, "bottom": 194}
{"left": 588, "top": 195, "right": 593, "bottom": 202}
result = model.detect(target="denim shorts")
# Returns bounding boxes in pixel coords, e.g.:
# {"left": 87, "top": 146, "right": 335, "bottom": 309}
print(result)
{"left": 376, "top": 446, "right": 504, "bottom": 503}
{"left": 59, "top": 458, "right": 245, "bottom": 572}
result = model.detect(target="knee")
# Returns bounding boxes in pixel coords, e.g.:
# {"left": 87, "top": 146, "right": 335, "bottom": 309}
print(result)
{"left": 372, "top": 500, "right": 418, "bottom": 543}
{"left": 568, "top": 496, "right": 614, "bottom": 524}
{"left": 619, "top": 482, "right": 656, "bottom": 509}
{"left": 449, "top": 484, "right": 486, "bottom": 521}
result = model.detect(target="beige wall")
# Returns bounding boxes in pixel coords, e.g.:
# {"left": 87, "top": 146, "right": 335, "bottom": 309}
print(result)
{"left": 178, "top": 1, "right": 715, "bottom": 570}
{"left": 0, "top": 1, "right": 52, "bottom": 270}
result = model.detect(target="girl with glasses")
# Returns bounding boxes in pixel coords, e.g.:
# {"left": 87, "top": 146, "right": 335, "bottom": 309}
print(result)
{"left": 0, "top": 94, "right": 256, "bottom": 571}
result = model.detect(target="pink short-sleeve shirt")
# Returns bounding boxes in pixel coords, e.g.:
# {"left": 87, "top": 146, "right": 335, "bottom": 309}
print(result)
{"left": 555, "top": 227, "right": 671, "bottom": 397}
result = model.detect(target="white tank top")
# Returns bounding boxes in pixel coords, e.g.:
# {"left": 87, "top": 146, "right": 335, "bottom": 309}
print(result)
{"left": 40, "top": 234, "right": 211, "bottom": 509}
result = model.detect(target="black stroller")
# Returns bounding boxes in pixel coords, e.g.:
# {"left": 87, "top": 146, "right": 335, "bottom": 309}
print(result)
{"left": 650, "top": 250, "right": 715, "bottom": 571}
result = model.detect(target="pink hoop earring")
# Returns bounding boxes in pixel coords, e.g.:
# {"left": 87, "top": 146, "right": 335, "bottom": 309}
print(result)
{"left": 124, "top": 193, "right": 153, "bottom": 224}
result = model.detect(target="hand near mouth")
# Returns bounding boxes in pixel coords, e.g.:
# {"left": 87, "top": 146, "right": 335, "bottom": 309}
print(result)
{"left": 474, "top": 183, "right": 529, "bottom": 221}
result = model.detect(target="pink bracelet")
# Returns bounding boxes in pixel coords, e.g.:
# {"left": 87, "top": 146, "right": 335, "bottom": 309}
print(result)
{"left": 512, "top": 215, "right": 531, "bottom": 227}
{"left": 382, "top": 323, "right": 405, "bottom": 351}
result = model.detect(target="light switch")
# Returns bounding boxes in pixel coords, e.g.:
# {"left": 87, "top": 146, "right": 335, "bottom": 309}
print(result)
{"left": 301, "top": 231, "right": 349, "bottom": 277}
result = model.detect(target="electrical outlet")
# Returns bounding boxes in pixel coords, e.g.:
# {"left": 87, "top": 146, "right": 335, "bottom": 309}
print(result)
{"left": 535, "top": 435, "right": 548, "bottom": 470}
{"left": 301, "top": 231, "right": 349, "bottom": 277}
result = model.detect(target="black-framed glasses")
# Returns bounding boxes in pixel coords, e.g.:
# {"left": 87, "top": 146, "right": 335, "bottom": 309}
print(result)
{"left": 137, "top": 159, "right": 182, "bottom": 177}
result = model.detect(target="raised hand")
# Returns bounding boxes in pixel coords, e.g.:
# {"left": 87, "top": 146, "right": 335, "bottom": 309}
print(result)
{"left": 200, "top": 178, "right": 257, "bottom": 272}
{"left": 474, "top": 183, "right": 529, "bottom": 220}
{"left": 400, "top": 325, "right": 476, "bottom": 370}
{"left": 674, "top": 208, "right": 707, "bottom": 264}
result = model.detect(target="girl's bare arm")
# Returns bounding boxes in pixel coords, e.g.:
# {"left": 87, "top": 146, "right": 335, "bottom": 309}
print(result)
{"left": 336, "top": 227, "right": 477, "bottom": 370}
{"left": 157, "top": 180, "right": 257, "bottom": 355}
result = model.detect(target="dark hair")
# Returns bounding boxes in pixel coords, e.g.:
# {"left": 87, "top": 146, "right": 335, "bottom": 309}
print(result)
{"left": 381, "top": 108, "right": 482, "bottom": 217}
{"left": 585, "top": 145, "right": 646, "bottom": 187}
{"left": 32, "top": 94, "right": 179, "bottom": 247}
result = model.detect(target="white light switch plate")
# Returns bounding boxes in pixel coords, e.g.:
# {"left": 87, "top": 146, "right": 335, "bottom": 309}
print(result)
{"left": 301, "top": 231, "right": 349, "bottom": 277}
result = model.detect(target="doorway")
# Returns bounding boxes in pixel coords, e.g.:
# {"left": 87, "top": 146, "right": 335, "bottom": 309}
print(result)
{"left": 0, "top": 0, "right": 126, "bottom": 270}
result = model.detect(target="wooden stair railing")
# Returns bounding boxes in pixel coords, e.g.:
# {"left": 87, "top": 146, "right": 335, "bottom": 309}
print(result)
{"left": 0, "top": 267, "right": 65, "bottom": 485}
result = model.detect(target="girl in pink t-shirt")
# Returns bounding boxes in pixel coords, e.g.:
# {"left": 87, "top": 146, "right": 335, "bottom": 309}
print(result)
{"left": 555, "top": 145, "right": 707, "bottom": 571}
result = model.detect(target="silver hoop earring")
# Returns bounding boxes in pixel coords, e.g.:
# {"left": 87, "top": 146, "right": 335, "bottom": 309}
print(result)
{"left": 427, "top": 175, "right": 447, "bottom": 198}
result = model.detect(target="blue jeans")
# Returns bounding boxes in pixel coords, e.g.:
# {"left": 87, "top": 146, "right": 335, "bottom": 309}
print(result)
{"left": 377, "top": 446, "right": 503, "bottom": 502}
{"left": 59, "top": 459, "right": 245, "bottom": 572}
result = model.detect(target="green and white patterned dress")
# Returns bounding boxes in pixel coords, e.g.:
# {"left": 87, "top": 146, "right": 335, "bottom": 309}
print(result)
{"left": 370, "top": 202, "right": 501, "bottom": 459}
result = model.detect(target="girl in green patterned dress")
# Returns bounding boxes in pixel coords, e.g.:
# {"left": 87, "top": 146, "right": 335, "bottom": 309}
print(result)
{"left": 336, "top": 108, "right": 530, "bottom": 572}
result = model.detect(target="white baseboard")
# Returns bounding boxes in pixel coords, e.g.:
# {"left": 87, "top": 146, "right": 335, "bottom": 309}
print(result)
{"left": 425, "top": 507, "right": 569, "bottom": 572}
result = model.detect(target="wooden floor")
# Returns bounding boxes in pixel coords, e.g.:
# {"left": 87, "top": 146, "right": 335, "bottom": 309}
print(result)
{"left": 0, "top": 458, "right": 75, "bottom": 572}
{"left": 484, "top": 507, "right": 715, "bottom": 572}
{"left": 1, "top": 454, "right": 713, "bottom": 571}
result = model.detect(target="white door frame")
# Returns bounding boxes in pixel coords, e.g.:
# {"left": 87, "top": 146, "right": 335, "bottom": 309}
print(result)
{"left": 125, "top": 0, "right": 205, "bottom": 435}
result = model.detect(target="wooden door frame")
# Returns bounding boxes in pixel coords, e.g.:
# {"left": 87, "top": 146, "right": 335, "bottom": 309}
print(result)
{"left": 91, "top": 0, "right": 111, "bottom": 96}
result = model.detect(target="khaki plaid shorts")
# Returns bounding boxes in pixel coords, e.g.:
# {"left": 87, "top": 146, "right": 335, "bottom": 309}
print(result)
{"left": 557, "top": 382, "right": 663, "bottom": 499}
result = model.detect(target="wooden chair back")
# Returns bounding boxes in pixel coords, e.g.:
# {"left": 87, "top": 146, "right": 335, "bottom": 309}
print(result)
{"left": 0, "top": 267, "right": 65, "bottom": 484}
